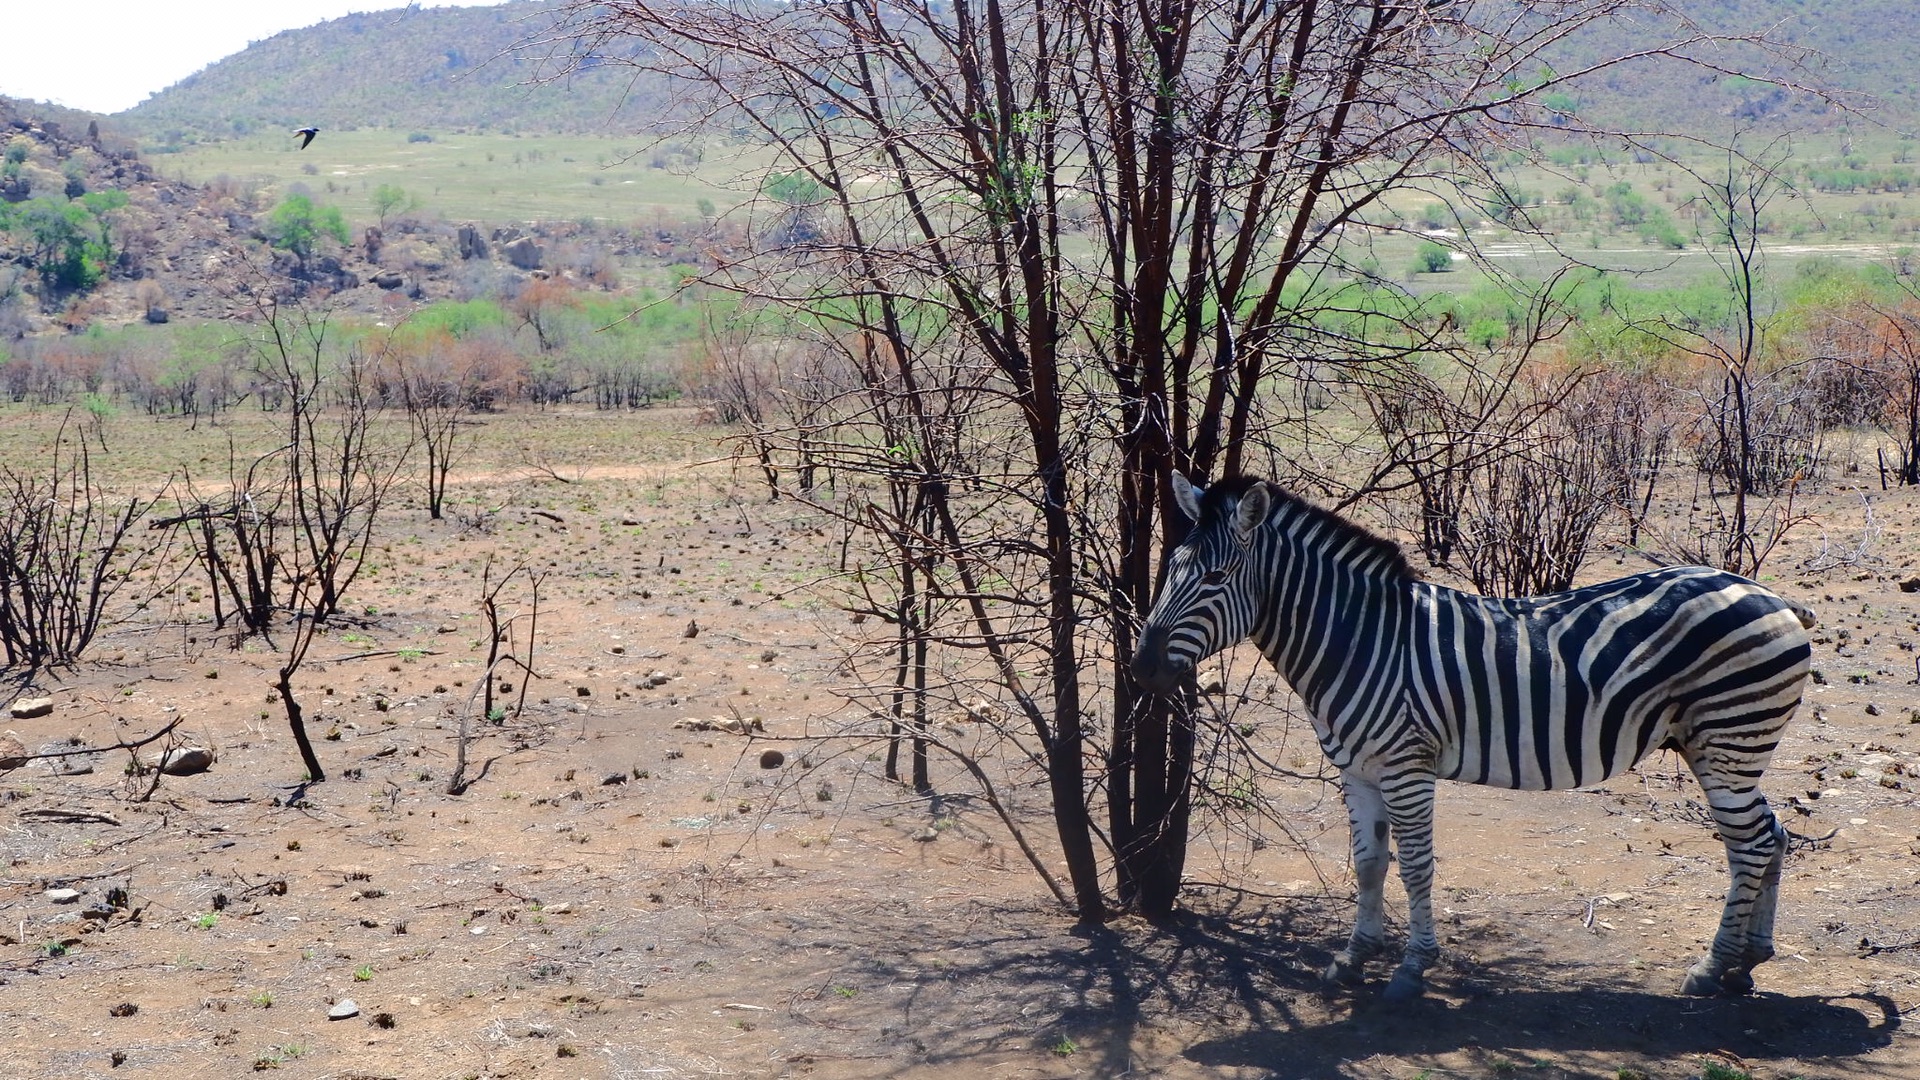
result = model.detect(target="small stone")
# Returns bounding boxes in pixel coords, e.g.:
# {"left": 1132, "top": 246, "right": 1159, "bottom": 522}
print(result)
{"left": 600, "top": 773, "right": 628, "bottom": 786}
{"left": 1866, "top": 703, "right": 1883, "bottom": 717}
{"left": 683, "top": 619, "right": 699, "bottom": 639}
{"left": 576, "top": 686, "right": 591, "bottom": 697}
{"left": 912, "top": 827, "right": 939, "bottom": 843}
{"left": 437, "top": 624, "right": 458, "bottom": 634}
{"left": 759, "top": 749, "right": 786, "bottom": 769}
{"left": 1898, "top": 575, "right": 1920, "bottom": 594}
{"left": 9, "top": 697, "right": 52, "bottom": 720}
{"left": 45, "top": 888, "right": 82, "bottom": 904}
{"left": 543, "top": 902, "right": 571, "bottom": 915}
{"left": 155, "top": 747, "right": 215, "bottom": 776}
{"left": 108, "top": 1002, "right": 138, "bottom": 1018}
{"left": 328, "top": 999, "right": 360, "bottom": 1021}
{"left": 0, "top": 735, "right": 27, "bottom": 772}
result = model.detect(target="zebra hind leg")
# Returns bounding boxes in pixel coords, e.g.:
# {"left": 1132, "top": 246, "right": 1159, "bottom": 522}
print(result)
{"left": 1682, "top": 782, "right": 1787, "bottom": 997}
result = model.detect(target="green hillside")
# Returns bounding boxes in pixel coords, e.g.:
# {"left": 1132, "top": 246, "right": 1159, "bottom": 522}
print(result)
{"left": 119, "top": 1, "right": 670, "bottom": 146}
{"left": 107, "top": 0, "right": 1920, "bottom": 148}
{"left": 1524, "top": 0, "right": 1920, "bottom": 136}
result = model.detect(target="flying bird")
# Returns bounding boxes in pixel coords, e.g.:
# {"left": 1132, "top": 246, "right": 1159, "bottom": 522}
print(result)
{"left": 293, "top": 126, "right": 320, "bottom": 150}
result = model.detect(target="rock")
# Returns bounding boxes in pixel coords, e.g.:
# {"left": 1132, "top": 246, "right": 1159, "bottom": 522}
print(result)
{"left": 108, "top": 1002, "right": 137, "bottom": 1018}
{"left": 759, "top": 749, "right": 786, "bottom": 769}
{"left": 674, "top": 716, "right": 763, "bottom": 735}
{"left": 328, "top": 999, "right": 359, "bottom": 1021}
{"left": 912, "top": 827, "right": 939, "bottom": 842}
{"left": 501, "top": 235, "right": 544, "bottom": 270}
{"left": 457, "top": 223, "right": 489, "bottom": 260}
{"left": 372, "top": 270, "right": 405, "bottom": 290}
{"left": 45, "top": 888, "right": 82, "bottom": 904}
{"left": 0, "top": 735, "right": 27, "bottom": 771}
{"left": 683, "top": 619, "right": 699, "bottom": 639}
{"left": 144, "top": 307, "right": 168, "bottom": 324}
{"left": 155, "top": 747, "right": 215, "bottom": 776}
{"left": 1897, "top": 575, "right": 1920, "bottom": 593}
{"left": 10, "top": 697, "right": 53, "bottom": 719}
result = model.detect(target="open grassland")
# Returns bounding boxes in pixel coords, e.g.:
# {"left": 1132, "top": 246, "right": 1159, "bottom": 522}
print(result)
{"left": 148, "top": 128, "right": 762, "bottom": 230}
{"left": 148, "top": 127, "right": 1920, "bottom": 313}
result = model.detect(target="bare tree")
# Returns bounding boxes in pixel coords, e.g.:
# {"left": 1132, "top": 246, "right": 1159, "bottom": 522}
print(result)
{"left": 1651, "top": 152, "right": 1818, "bottom": 575}
{"left": 541, "top": 0, "right": 1826, "bottom": 919}
{"left": 247, "top": 292, "right": 411, "bottom": 782}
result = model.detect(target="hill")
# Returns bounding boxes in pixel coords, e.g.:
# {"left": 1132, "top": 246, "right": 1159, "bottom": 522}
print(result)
{"left": 1523, "top": 0, "right": 1920, "bottom": 137}
{"left": 96, "top": 1, "right": 1920, "bottom": 149}
{"left": 119, "top": 1, "right": 670, "bottom": 146}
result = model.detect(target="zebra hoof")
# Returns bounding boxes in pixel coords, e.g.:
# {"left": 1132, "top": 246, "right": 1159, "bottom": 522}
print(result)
{"left": 1682, "top": 964, "right": 1753, "bottom": 997}
{"left": 1681, "top": 967, "right": 1720, "bottom": 997}
{"left": 1325, "top": 955, "right": 1367, "bottom": 987}
{"left": 1380, "top": 969, "right": 1426, "bottom": 1003}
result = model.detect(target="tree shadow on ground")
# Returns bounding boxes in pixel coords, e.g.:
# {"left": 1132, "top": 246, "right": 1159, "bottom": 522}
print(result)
{"left": 863, "top": 890, "right": 1897, "bottom": 1078}
{"left": 1184, "top": 987, "right": 1898, "bottom": 1077}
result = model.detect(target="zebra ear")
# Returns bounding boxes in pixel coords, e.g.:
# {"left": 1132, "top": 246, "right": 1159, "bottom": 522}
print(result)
{"left": 1233, "top": 482, "right": 1272, "bottom": 541}
{"left": 1170, "top": 473, "right": 1204, "bottom": 522}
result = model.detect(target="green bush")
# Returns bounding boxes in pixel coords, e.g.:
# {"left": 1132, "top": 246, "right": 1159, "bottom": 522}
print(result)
{"left": 263, "top": 194, "right": 350, "bottom": 260}
{"left": 1413, "top": 241, "right": 1453, "bottom": 274}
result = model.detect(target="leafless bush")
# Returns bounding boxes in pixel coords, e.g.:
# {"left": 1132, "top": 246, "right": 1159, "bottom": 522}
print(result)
{"left": 1684, "top": 360, "right": 1825, "bottom": 495}
{"left": 448, "top": 559, "right": 544, "bottom": 796}
{"left": 1370, "top": 360, "right": 1664, "bottom": 597}
{"left": 152, "top": 443, "right": 289, "bottom": 637}
{"left": 1455, "top": 374, "right": 1641, "bottom": 595}
{"left": 0, "top": 424, "right": 170, "bottom": 670}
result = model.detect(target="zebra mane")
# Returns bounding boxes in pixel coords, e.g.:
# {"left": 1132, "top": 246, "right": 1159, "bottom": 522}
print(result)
{"left": 1200, "top": 475, "right": 1414, "bottom": 580}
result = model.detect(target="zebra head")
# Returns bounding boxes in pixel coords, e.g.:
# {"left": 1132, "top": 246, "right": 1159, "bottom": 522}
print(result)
{"left": 1129, "top": 474, "right": 1273, "bottom": 693}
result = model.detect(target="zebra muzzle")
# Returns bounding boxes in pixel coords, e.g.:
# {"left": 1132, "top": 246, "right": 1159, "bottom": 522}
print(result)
{"left": 1129, "top": 628, "right": 1191, "bottom": 693}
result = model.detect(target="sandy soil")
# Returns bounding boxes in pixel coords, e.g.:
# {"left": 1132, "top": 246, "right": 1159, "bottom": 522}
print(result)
{"left": 2, "top": 407, "right": 1918, "bottom": 1080}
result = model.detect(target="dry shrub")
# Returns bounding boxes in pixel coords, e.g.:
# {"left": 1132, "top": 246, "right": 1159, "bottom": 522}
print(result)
{"left": 1370, "top": 359, "right": 1678, "bottom": 596}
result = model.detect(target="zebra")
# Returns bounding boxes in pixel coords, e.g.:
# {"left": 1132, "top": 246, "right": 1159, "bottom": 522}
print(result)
{"left": 1130, "top": 474, "right": 1815, "bottom": 1001}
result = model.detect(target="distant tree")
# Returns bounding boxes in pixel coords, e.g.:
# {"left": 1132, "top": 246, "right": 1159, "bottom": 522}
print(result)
{"left": 14, "top": 198, "right": 108, "bottom": 292}
{"left": 371, "top": 183, "right": 419, "bottom": 227}
{"left": 263, "top": 194, "right": 349, "bottom": 261}
{"left": 1415, "top": 241, "right": 1454, "bottom": 274}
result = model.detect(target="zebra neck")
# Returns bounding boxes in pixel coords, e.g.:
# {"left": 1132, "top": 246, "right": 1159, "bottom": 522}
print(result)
{"left": 1249, "top": 529, "right": 1412, "bottom": 747}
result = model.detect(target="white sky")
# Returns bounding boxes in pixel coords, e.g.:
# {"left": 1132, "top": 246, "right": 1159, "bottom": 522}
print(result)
{"left": 0, "top": 1, "right": 495, "bottom": 115}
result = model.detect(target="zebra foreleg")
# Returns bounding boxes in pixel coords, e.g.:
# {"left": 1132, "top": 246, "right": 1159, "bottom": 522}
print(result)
{"left": 1683, "top": 784, "right": 1787, "bottom": 996}
{"left": 1382, "top": 772, "right": 1440, "bottom": 1002}
{"left": 1326, "top": 777, "right": 1391, "bottom": 986}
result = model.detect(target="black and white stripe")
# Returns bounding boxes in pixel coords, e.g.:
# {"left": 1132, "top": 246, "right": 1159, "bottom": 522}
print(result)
{"left": 1131, "top": 474, "right": 1813, "bottom": 1001}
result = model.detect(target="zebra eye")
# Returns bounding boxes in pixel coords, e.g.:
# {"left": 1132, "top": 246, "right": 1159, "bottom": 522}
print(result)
{"left": 1200, "top": 569, "right": 1229, "bottom": 587}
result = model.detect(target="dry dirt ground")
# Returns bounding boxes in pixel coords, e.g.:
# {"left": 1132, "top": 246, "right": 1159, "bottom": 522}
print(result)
{"left": 2, "top": 406, "right": 1919, "bottom": 1080}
